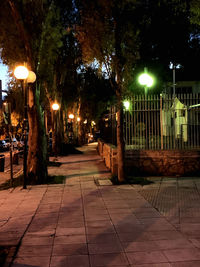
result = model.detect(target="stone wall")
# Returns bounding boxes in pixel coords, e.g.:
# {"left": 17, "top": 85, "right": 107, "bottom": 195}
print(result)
{"left": 97, "top": 139, "right": 200, "bottom": 176}
{"left": 126, "top": 150, "right": 200, "bottom": 176}
{"left": 97, "top": 139, "right": 117, "bottom": 175}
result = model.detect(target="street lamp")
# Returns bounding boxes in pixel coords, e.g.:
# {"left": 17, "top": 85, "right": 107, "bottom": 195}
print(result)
{"left": 69, "top": 113, "right": 74, "bottom": 119}
{"left": 123, "top": 100, "right": 130, "bottom": 111}
{"left": 14, "top": 65, "right": 29, "bottom": 189}
{"left": 138, "top": 68, "right": 154, "bottom": 94}
{"left": 169, "top": 62, "right": 181, "bottom": 97}
{"left": 14, "top": 66, "right": 36, "bottom": 189}
{"left": 52, "top": 103, "right": 60, "bottom": 111}
{"left": 52, "top": 102, "right": 60, "bottom": 155}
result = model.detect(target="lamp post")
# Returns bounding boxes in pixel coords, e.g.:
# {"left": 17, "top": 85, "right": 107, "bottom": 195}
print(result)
{"left": 3, "top": 102, "right": 13, "bottom": 185}
{"left": 68, "top": 113, "right": 74, "bottom": 143}
{"left": 169, "top": 62, "right": 181, "bottom": 98}
{"left": 14, "top": 66, "right": 36, "bottom": 189}
{"left": 52, "top": 102, "right": 60, "bottom": 156}
{"left": 138, "top": 68, "right": 154, "bottom": 94}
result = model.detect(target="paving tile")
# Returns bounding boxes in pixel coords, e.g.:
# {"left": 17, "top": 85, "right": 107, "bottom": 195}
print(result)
{"left": 88, "top": 242, "right": 123, "bottom": 254}
{"left": 98, "top": 179, "right": 112, "bottom": 186}
{"left": 181, "top": 217, "right": 200, "bottom": 223}
{"left": 25, "top": 229, "right": 56, "bottom": 236}
{"left": 90, "top": 253, "right": 129, "bottom": 266}
{"left": 181, "top": 230, "right": 200, "bottom": 238}
{"left": 21, "top": 235, "right": 54, "bottom": 245}
{"left": 134, "top": 211, "right": 162, "bottom": 219}
{"left": 57, "top": 220, "right": 84, "bottom": 228}
{"left": 87, "top": 233, "right": 120, "bottom": 244}
{"left": 37, "top": 203, "right": 60, "bottom": 213}
{"left": 155, "top": 239, "right": 194, "bottom": 249}
{"left": 122, "top": 241, "right": 159, "bottom": 252}
{"left": 110, "top": 214, "right": 139, "bottom": 223}
{"left": 56, "top": 227, "right": 85, "bottom": 236}
{"left": 86, "top": 225, "right": 116, "bottom": 235}
{"left": 171, "top": 261, "right": 200, "bottom": 266}
{"left": 84, "top": 208, "right": 108, "bottom": 215}
{"left": 52, "top": 243, "right": 88, "bottom": 255}
{"left": 85, "top": 220, "right": 113, "bottom": 227}
{"left": 143, "top": 223, "right": 175, "bottom": 231}
{"left": 147, "top": 230, "right": 184, "bottom": 241}
{"left": 17, "top": 245, "right": 52, "bottom": 257}
{"left": 118, "top": 232, "right": 150, "bottom": 242}
{"left": 163, "top": 248, "right": 200, "bottom": 262}
{"left": 50, "top": 255, "right": 90, "bottom": 267}
{"left": 107, "top": 208, "right": 133, "bottom": 214}
{"left": 127, "top": 251, "right": 168, "bottom": 264}
{"left": 180, "top": 223, "right": 200, "bottom": 231}
{"left": 54, "top": 234, "right": 86, "bottom": 244}
{"left": 115, "top": 224, "right": 145, "bottom": 233}
{"left": 85, "top": 214, "right": 110, "bottom": 221}
{"left": 12, "top": 256, "right": 50, "bottom": 267}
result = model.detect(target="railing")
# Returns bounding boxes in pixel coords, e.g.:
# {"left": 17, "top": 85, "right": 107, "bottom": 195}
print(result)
{"left": 110, "top": 93, "right": 200, "bottom": 150}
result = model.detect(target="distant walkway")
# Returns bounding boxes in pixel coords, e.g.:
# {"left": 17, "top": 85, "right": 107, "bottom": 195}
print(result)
{"left": 48, "top": 142, "right": 111, "bottom": 181}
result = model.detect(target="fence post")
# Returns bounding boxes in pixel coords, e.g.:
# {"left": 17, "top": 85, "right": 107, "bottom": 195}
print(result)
{"left": 160, "top": 94, "right": 163, "bottom": 149}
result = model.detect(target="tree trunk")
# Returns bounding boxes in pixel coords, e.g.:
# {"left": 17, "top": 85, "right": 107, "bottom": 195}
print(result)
{"left": 27, "top": 83, "right": 48, "bottom": 184}
{"left": 116, "top": 94, "right": 125, "bottom": 182}
{"left": 51, "top": 103, "right": 64, "bottom": 155}
{"left": 114, "top": 10, "right": 125, "bottom": 183}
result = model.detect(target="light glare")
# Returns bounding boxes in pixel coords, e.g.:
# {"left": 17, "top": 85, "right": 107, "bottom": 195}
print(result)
{"left": 69, "top": 114, "right": 74, "bottom": 119}
{"left": 123, "top": 100, "right": 130, "bottom": 110}
{"left": 52, "top": 103, "right": 60, "bottom": 110}
{"left": 14, "top": 66, "right": 29, "bottom": 80}
{"left": 138, "top": 73, "right": 154, "bottom": 87}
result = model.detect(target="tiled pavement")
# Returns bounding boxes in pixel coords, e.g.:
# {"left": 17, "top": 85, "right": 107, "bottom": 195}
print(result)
{"left": 0, "top": 143, "right": 200, "bottom": 266}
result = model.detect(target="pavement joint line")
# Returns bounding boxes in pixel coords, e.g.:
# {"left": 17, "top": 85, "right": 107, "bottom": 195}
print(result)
{"left": 80, "top": 175, "right": 92, "bottom": 267}
{"left": 49, "top": 184, "right": 65, "bottom": 267}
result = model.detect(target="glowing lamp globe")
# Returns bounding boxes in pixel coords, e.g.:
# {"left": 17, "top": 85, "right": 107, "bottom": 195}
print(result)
{"left": 52, "top": 103, "right": 60, "bottom": 111}
{"left": 123, "top": 100, "right": 130, "bottom": 110}
{"left": 27, "top": 71, "right": 36, "bottom": 83}
{"left": 14, "top": 66, "right": 29, "bottom": 80}
{"left": 69, "top": 114, "right": 74, "bottom": 119}
{"left": 138, "top": 73, "right": 154, "bottom": 87}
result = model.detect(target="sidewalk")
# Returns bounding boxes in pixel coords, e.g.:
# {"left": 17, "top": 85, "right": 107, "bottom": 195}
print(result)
{"left": 0, "top": 143, "right": 200, "bottom": 266}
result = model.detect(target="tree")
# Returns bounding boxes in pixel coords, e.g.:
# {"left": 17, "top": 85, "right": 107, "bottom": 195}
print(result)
{"left": 0, "top": 0, "right": 66, "bottom": 183}
{"left": 76, "top": 0, "right": 140, "bottom": 182}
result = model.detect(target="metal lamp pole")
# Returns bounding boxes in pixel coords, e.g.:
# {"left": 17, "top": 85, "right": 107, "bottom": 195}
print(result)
{"left": 52, "top": 103, "right": 60, "bottom": 156}
{"left": 14, "top": 66, "right": 29, "bottom": 189}
{"left": 14, "top": 66, "right": 36, "bottom": 189}
{"left": 22, "top": 79, "right": 28, "bottom": 189}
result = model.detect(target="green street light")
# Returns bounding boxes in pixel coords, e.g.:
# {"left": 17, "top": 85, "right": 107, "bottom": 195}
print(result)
{"left": 123, "top": 100, "right": 130, "bottom": 111}
{"left": 138, "top": 68, "right": 154, "bottom": 94}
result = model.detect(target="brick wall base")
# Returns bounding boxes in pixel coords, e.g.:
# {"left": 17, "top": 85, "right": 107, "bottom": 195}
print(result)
{"left": 97, "top": 139, "right": 200, "bottom": 176}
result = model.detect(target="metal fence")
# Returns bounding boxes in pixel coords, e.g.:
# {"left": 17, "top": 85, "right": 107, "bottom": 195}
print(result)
{"left": 110, "top": 93, "right": 200, "bottom": 150}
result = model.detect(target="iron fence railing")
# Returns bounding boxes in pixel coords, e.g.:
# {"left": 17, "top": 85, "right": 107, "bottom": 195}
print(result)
{"left": 110, "top": 93, "right": 200, "bottom": 150}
